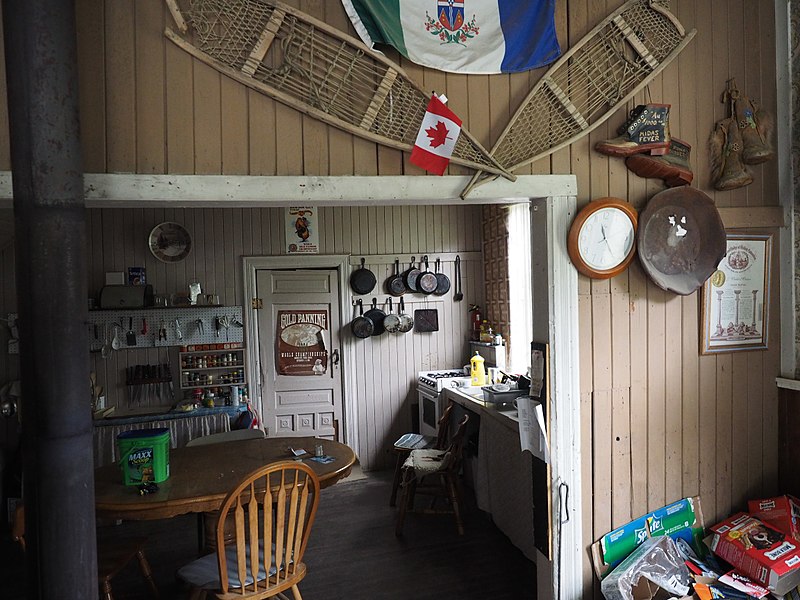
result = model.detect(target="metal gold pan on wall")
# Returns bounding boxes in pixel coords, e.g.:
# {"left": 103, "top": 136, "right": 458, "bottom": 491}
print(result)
{"left": 637, "top": 187, "right": 727, "bottom": 296}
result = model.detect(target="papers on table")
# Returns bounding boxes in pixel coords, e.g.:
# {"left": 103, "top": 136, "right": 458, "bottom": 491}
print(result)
{"left": 517, "top": 396, "right": 549, "bottom": 463}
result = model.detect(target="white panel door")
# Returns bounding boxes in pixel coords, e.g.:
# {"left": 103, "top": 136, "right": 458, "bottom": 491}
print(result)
{"left": 256, "top": 269, "right": 343, "bottom": 439}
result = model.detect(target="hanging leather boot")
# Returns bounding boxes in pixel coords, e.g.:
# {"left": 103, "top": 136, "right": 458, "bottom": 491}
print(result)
{"left": 709, "top": 116, "right": 753, "bottom": 191}
{"left": 595, "top": 104, "right": 671, "bottom": 157}
{"left": 734, "top": 93, "right": 775, "bottom": 165}
{"left": 625, "top": 137, "right": 693, "bottom": 187}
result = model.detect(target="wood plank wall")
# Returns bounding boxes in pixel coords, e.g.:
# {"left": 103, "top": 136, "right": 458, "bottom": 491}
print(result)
{"left": 0, "top": 205, "right": 484, "bottom": 472}
{"left": 0, "top": 0, "right": 784, "bottom": 593}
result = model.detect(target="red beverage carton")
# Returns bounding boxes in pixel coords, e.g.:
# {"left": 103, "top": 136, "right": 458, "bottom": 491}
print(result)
{"left": 709, "top": 512, "right": 800, "bottom": 595}
{"left": 749, "top": 496, "right": 800, "bottom": 543}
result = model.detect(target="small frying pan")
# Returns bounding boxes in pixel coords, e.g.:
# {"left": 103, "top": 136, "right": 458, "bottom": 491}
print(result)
{"left": 433, "top": 257, "right": 451, "bottom": 296}
{"left": 417, "top": 255, "right": 438, "bottom": 295}
{"left": 351, "top": 299, "right": 374, "bottom": 339}
{"left": 383, "top": 298, "right": 401, "bottom": 334}
{"left": 363, "top": 297, "right": 386, "bottom": 336}
{"left": 350, "top": 257, "right": 376, "bottom": 295}
{"left": 385, "top": 258, "right": 406, "bottom": 297}
{"left": 398, "top": 297, "right": 414, "bottom": 333}
{"left": 401, "top": 256, "right": 420, "bottom": 293}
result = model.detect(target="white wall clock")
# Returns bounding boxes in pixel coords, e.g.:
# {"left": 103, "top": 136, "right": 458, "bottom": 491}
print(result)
{"left": 567, "top": 197, "right": 638, "bottom": 279}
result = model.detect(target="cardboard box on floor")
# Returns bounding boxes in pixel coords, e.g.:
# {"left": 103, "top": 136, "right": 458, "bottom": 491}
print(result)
{"left": 591, "top": 496, "right": 705, "bottom": 581}
{"left": 748, "top": 495, "right": 800, "bottom": 543}
{"left": 708, "top": 512, "right": 800, "bottom": 597}
{"left": 629, "top": 579, "right": 693, "bottom": 600}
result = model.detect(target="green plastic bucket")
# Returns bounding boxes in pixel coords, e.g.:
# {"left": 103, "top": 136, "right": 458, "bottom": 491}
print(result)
{"left": 116, "top": 428, "right": 170, "bottom": 486}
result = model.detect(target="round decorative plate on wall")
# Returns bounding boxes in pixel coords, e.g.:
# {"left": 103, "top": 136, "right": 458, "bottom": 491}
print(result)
{"left": 149, "top": 222, "right": 192, "bottom": 263}
{"left": 567, "top": 197, "right": 638, "bottom": 279}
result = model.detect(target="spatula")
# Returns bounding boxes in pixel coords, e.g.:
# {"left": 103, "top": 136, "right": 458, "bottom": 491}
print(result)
{"left": 126, "top": 317, "right": 137, "bottom": 346}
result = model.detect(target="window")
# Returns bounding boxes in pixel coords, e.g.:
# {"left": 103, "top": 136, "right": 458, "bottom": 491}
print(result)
{"left": 507, "top": 203, "right": 533, "bottom": 374}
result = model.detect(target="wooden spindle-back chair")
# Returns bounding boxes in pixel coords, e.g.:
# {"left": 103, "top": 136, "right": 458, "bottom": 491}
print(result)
{"left": 178, "top": 460, "right": 321, "bottom": 600}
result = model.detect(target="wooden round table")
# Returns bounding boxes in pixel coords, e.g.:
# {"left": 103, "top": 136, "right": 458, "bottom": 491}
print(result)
{"left": 95, "top": 436, "right": 357, "bottom": 521}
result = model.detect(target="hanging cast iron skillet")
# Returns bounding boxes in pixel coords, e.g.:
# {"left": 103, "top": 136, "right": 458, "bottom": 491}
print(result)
{"left": 417, "top": 255, "right": 438, "bottom": 295}
{"left": 403, "top": 256, "right": 422, "bottom": 293}
{"left": 433, "top": 257, "right": 451, "bottom": 296}
{"left": 397, "top": 297, "right": 414, "bottom": 333}
{"left": 350, "top": 257, "right": 376, "bottom": 295}
{"left": 385, "top": 258, "right": 406, "bottom": 297}
{"left": 363, "top": 297, "right": 387, "bottom": 336}
{"left": 383, "top": 297, "right": 402, "bottom": 334}
{"left": 637, "top": 187, "right": 727, "bottom": 296}
{"left": 351, "top": 299, "right": 375, "bottom": 339}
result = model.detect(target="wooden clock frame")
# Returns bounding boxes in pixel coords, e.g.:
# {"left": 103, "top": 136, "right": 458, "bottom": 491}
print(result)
{"left": 567, "top": 197, "right": 638, "bottom": 280}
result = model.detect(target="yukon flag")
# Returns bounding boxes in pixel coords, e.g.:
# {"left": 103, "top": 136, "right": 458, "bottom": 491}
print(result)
{"left": 410, "top": 95, "right": 462, "bottom": 175}
{"left": 342, "top": 0, "right": 560, "bottom": 74}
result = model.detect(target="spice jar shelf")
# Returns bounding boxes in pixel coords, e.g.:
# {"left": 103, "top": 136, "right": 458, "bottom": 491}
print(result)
{"left": 171, "top": 346, "right": 249, "bottom": 408}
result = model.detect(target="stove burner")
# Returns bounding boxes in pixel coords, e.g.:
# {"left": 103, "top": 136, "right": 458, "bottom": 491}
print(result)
{"left": 426, "top": 371, "right": 464, "bottom": 379}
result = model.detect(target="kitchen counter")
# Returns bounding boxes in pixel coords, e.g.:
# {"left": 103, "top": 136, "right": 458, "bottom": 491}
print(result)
{"left": 442, "top": 386, "right": 522, "bottom": 429}
{"left": 442, "top": 386, "right": 535, "bottom": 561}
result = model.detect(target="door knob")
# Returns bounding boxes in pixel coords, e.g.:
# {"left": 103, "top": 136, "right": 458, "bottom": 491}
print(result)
{"left": 331, "top": 349, "right": 340, "bottom": 366}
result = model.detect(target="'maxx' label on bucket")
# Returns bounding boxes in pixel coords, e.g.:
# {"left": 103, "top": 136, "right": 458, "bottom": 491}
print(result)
{"left": 128, "top": 446, "right": 155, "bottom": 482}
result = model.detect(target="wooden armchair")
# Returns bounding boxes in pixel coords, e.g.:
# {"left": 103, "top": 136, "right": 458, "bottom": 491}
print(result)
{"left": 177, "top": 461, "right": 321, "bottom": 600}
{"left": 12, "top": 503, "right": 159, "bottom": 600}
{"left": 389, "top": 400, "right": 454, "bottom": 507}
{"left": 395, "top": 413, "right": 470, "bottom": 536}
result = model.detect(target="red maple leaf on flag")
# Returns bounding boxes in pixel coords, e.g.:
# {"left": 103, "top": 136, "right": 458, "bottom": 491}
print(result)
{"left": 425, "top": 120, "right": 452, "bottom": 148}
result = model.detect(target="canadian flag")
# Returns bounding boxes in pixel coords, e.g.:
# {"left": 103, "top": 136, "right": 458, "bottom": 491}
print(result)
{"left": 410, "top": 94, "right": 462, "bottom": 176}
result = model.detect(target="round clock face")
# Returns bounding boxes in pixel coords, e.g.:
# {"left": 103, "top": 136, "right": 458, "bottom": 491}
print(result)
{"left": 578, "top": 207, "right": 635, "bottom": 270}
{"left": 568, "top": 198, "right": 638, "bottom": 279}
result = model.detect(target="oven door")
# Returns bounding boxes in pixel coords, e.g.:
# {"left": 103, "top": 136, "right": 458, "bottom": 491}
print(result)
{"left": 417, "top": 387, "right": 440, "bottom": 437}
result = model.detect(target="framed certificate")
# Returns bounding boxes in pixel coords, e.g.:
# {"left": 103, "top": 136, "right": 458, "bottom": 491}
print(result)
{"left": 700, "top": 233, "right": 772, "bottom": 354}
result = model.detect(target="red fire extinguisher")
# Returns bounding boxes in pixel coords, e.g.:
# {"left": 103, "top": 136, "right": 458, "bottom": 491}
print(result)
{"left": 468, "top": 304, "right": 482, "bottom": 340}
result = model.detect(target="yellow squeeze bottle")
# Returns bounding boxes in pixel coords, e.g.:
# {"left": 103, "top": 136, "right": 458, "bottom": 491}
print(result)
{"left": 470, "top": 352, "right": 486, "bottom": 387}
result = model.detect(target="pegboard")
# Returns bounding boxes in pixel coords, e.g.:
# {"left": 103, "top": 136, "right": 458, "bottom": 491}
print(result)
{"left": 86, "top": 306, "right": 244, "bottom": 352}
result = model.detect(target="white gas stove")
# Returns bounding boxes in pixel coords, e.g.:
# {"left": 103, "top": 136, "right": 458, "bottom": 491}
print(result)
{"left": 417, "top": 369, "right": 472, "bottom": 393}
{"left": 417, "top": 369, "right": 471, "bottom": 436}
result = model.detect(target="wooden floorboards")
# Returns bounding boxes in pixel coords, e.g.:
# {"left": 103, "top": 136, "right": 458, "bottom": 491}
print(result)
{"left": 2, "top": 470, "right": 537, "bottom": 599}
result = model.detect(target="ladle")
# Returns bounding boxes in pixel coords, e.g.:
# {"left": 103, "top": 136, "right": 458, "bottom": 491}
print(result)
{"left": 111, "top": 324, "right": 121, "bottom": 351}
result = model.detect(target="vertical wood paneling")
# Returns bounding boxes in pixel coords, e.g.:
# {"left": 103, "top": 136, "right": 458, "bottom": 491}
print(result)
{"left": 646, "top": 285, "right": 667, "bottom": 509}
{"left": 0, "top": 4, "right": 786, "bottom": 594}
{"left": 75, "top": 0, "right": 105, "bottom": 172}
{"left": 664, "top": 295, "right": 683, "bottom": 503}
{"left": 165, "top": 41, "right": 195, "bottom": 173}
{"left": 628, "top": 262, "right": 649, "bottom": 519}
{"left": 104, "top": 0, "right": 136, "bottom": 171}
{"left": 134, "top": 1, "right": 166, "bottom": 173}
{"left": 220, "top": 79, "right": 249, "bottom": 174}
{"left": 193, "top": 62, "right": 222, "bottom": 173}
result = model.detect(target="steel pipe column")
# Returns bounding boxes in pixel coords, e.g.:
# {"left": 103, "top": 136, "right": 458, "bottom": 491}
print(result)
{"left": 2, "top": 0, "right": 97, "bottom": 598}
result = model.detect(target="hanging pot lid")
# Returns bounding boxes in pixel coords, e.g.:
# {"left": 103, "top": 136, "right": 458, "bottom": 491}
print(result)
{"left": 637, "top": 187, "right": 727, "bottom": 296}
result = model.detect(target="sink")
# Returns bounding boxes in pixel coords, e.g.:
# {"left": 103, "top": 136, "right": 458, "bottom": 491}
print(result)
{"left": 457, "top": 386, "right": 485, "bottom": 397}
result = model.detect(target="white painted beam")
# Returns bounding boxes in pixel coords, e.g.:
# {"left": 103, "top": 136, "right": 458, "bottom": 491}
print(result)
{"left": 0, "top": 172, "right": 577, "bottom": 207}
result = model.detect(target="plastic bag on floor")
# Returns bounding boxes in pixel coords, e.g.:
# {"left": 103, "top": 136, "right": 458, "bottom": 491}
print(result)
{"left": 600, "top": 536, "right": 692, "bottom": 600}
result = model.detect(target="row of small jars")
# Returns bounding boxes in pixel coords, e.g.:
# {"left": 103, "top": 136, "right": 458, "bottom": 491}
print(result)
{"left": 181, "top": 353, "right": 241, "bottom": 369}
{"left": 182, "top": 369, "right": 245, "bottom": 386}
